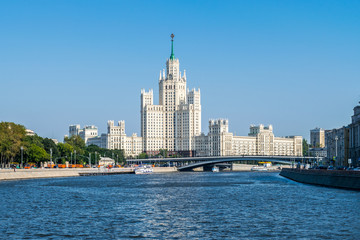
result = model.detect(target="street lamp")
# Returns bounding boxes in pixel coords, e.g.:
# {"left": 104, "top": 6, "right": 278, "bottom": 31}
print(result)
{"left": 89, "top": 152, "right": 91, "bottom": 168}
{"left": 20, "top": 146, "right": 24, "bottom": 168}
{"left": 335, "top": 136, "right": 338, "bottom": 166}
{"left": 95, "top": 151, "right": 97, "bottom": 166}
{"left": 50, "top": 148, "right": 53, "bottom": 165}
{"left": 74, "top": 150, "right": 77, "bottom": 165}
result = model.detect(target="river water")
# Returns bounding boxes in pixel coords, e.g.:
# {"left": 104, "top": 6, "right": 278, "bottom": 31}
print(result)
{"left": 0, "top": 172, "right": 359, "bottom": 239}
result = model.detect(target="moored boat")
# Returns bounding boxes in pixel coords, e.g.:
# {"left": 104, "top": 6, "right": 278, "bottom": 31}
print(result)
{"left": 212, "top": 166, "right": 219, "bottom": 172}
{"left": 135, "top": 165, "right": 153, "bottom": 174}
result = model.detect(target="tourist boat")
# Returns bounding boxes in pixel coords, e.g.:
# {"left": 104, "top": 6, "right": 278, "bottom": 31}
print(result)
{"left": 251, "top": 162, "right": 272, "bottom": 171}
{"left": 212, "top": 166, "right": 219, "bottom": 172}
{"left": 135, "top": 165, "right": 153, "bottom": 174}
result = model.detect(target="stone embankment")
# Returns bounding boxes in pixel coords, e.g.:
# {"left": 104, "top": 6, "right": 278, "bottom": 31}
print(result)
{"left": 0, "top": 168, "right": 133, "bottom": 181}
{"left": 280, "top": 168, "right": 360, "bottom": 190}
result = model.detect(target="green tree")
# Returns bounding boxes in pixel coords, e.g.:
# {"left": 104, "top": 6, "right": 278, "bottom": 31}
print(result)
{"left": 159, "top": 149, "right": 168, "bottom": 158}
{"left": 303, "top": 139, "right": 309, "bottom": 156}
{"left": 58, "top": 142, "right": 74, "bottom": 159}
{"left": 64, "top": 135, "right": 85, "bottom": 155}
{"left": 138, "top": 152, "right": 148, "bottom": 159}
{"left": 42, "top": 138, "right": 60, "bottom": 159}
{"left": 27, "top": 144, "right": 49, "bottom": 164}
{"left": 0, "top": 122, "right": 26, "bottom": 167}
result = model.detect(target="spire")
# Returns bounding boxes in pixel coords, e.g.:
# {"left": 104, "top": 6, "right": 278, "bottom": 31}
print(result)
{"left": 170, "top": 33, "right": 175, "bottom": 60}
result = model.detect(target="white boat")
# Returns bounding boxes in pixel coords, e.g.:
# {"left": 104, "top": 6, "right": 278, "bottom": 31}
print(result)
{"left": 212, "top": 166, "right": 219, "bottom": 172}
{"left": 135, "top": 165, "right": 153, "bottom": 174}
{"left": 251, "top": 162, "right": 272, "bottom": 171}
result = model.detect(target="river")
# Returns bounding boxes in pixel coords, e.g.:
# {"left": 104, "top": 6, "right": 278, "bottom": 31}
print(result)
{"left": 0, "top": 172, "right": 359, "bottom": 239}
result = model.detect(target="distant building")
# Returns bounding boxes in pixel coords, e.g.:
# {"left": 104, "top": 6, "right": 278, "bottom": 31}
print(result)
{"left": 68, "top": 124, "right": 99, "bottom": 146}
{"left": 51, "top": 139, "right": 59, "bottom": 145}
{"left": 194, "top": 121, "right": 302, "bottom": 157}
{"left": 325, "top": 127, "right": 349, "bottom": 166}
{"left": 25, "top": 129, "right": 35, "bottom": 136}
{"left": 349, "top": 103, "right": 360, "bottom": 167}
{"left": 106, "top": 120, "right": 143, "bottom": 157}
{"left": 308, "top": 147, "right": 327, "bottom": 158}
{"left": 87, "top": 134, "right": 107, "bottom": 149}
{"left": 310, "top": 128, "right": 325, "bottom": 148}
{"left": 98, "top": 157, "right": 115, "bottom": 166}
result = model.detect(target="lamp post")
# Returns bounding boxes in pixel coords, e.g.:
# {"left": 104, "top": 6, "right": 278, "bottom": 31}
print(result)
{"left": 74, "top": 150, "right": 77, "bottom": 165}
{"left": 335, "top": 136, "right": 338, "bottom": 166}
{"left": 20, "top": 146, "right": 24, "bottom": 168}
{"left": 50, "top": 148, "right": 53, "bottom": 165}
{"left": 95, "top": 151, "right": 97, "bottom": 166}
{"left": 89, "top": 152, "right": 91, "bottom": 168}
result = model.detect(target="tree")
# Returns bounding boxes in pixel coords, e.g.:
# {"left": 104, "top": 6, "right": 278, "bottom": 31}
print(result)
{"left": 58, "top": 142, "right": 74, "bottom": 159}
{"left": 303, "top": 139, "right": 309, "bottom": 156}
{"left": 159, "top": 149, "right": 168, "bottom": 158}
{"left": 64, "top": 135, "right": 85, "bottom": 155}
{"left": 138, "top": 152, "right": 148, "bottom": 159}
{"left": 27, "top": 144, "right": 49, "bottom": 164}
{"left": 42, "top": 138, "right": 60, "bottom": 159}
{"left": 0, "top": 122, "right": 26, "bottom": 167}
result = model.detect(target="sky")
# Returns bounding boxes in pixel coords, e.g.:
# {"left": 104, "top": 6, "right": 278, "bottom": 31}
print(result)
{"left": 1, "top": 0, "right": 360, "bottom": 142}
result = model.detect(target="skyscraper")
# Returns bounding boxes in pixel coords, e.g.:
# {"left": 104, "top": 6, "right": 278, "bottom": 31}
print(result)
{"left": 141, "top": 34, "right": 201, "bottom": 155}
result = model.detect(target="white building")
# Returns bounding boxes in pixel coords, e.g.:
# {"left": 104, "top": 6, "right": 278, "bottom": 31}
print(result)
{"left": 194, "top": 120, "right": 302, "bottom": 157}
{"left": 141, "top": 34, "right": 201, "bottom": 156}
{"left": 68, "top": 124, "right": 99, "bottom": 146}
{"left": 106, "top": 120, "right": 143, "bottom": 157}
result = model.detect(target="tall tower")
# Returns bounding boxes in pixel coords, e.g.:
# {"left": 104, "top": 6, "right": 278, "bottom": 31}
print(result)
{"left": 159, "top": 34, "right": 187, "bottom": 151}
{"left": 141, "top": 34, "right": 201, "bottom": 155}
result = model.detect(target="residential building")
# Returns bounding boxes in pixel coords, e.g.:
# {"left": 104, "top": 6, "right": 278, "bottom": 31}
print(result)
{"left": 106, "top": 120, "right": 143, "bottom": 157}
{"left": 141, "top": 34, "right": 201, "bottom": 155}
{"left": 308, "top": 147, "right": 327, "bottom": 158}
{"left": 349, "top": 103, "right": 360, "bottom": 167}
{"left": 325, "top": 127, "right": 349, "bottom": 166}
{"left": 68, "top": 124, "right": 99, "bottom": 146}
{"left": 194, "top": 121, "right": 302, "bottom": 157}
{"left": 310, "top": 128, "right": 325, "bottom": 148}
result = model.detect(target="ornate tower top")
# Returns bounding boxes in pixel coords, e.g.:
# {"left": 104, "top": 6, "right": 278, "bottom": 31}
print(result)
{"left": 170, "top": 33, "right": 175, "bottom": 60}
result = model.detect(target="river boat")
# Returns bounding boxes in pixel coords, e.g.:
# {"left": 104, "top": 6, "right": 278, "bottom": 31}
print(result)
{"left": 251, "top": 162, "right": 272, "bottom": 171}
{"left": 135, "top": 165, "right": 153, "bottom": 174}
{"left": 212, "top": 166, "right": 219, "bottom": 172}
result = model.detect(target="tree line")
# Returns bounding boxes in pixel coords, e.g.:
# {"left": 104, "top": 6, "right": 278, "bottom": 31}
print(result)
{"left": 0, "top": 122, "right": 125, "bottom": 168}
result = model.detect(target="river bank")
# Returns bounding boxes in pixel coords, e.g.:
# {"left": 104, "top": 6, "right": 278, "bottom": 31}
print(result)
{"left": 0, "top": 167, "right": 179, "bottom": 181}
{"left": 280, "top": 168, "right": 360, "bottom": 190}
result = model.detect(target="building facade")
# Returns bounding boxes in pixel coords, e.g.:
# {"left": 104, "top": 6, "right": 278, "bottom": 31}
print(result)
{"left": 106, "top": 120, "right": 143, "bottom": 157}
{"left": 325, "top": 127, "right": 349, "bottom": 166}
{"left": 194, "top": 120, "right": 302, "bottom": 157}
{"left": 68, "top": 124, "right": 99, "bottom": 146}
{"left": 349, "top": 103, "right": 360, "bottom": 167}
{"left": 141, "top": 35, "right": 201, "bottom": 155}
{"left": 310, "top": 127, "right": 325, "bottom": 148}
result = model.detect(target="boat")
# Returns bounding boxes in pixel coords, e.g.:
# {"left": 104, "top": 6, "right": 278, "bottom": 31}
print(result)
{"left": 212, "top": 166, "right": 219, "bottom": 172}
{"left": 135, "top": 165, "right": 153, "bottom": 174}
{"left": 251, "top": 162, "right": 272, "bottom": 171}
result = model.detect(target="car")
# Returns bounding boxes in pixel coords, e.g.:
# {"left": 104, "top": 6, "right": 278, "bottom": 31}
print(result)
{"left": 336, "top": 166, "right": 346, "bottom": 170}
{"left": 352, "top": 167, "right": 360, "bottom": 171}
{"left": 327, "top": 166, "right": 335, "bottom": 170}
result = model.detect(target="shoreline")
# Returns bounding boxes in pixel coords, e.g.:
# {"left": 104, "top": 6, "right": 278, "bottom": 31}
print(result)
{"left": 0, "top": 164, "right": 288, "bottom": 181}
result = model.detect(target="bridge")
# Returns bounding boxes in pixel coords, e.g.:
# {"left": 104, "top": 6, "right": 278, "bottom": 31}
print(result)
{"left": 126, "top": 156, "right": 319, "bottom": 171}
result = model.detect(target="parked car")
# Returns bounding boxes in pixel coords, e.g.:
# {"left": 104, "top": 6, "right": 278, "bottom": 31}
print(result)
{"left": 352, "top": 167, "right": 360, "bottom": 171}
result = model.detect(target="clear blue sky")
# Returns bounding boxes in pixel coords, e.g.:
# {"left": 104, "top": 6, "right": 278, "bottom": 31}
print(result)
{"left": 1, "top": 0, "right": 359, "bottom": 142}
